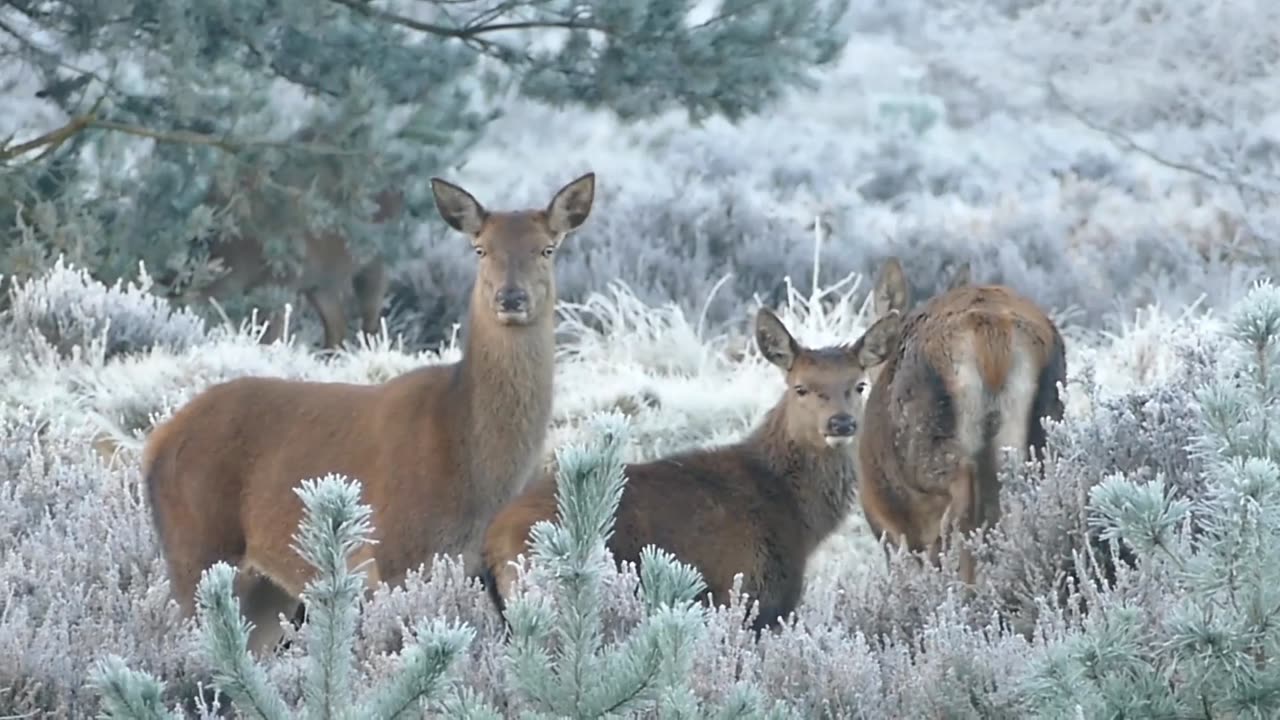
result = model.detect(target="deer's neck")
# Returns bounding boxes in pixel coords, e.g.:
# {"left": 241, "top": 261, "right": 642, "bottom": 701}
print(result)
{"left": 748, "top": 403, "right": 860, "bottom": 552}
{"left": 452, "top": 306, "right": 557, "bottom": 501}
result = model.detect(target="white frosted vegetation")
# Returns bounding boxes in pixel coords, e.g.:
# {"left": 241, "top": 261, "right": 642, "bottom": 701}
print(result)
{"left": 0, "top": 256, "right": 1231, "bottom": 716}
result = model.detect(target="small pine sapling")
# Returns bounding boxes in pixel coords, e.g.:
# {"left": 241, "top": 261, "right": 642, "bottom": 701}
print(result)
{"left": 90, "top": 473, "right": 481, "bottom": 719}
{"left": 499, "top": 412, "right": 803, "bottom": 718}
{"left": 500, "top": 412, "right": 712, "bottom": 718}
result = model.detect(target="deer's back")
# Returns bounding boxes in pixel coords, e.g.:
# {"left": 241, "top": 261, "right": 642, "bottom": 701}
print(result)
{"left": 202, "top": 230, "right": 358, "bottom": 298}
{"left": 489, "top": 442, "right": 805, "bottom": 603}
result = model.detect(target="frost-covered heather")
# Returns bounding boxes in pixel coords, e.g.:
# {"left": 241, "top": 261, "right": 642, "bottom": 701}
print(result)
{"left": 375, "top": 4, "right": 1272, "bottom": 349}
{"left": 0, "top": 257, "right": 1237, "bottom": 717}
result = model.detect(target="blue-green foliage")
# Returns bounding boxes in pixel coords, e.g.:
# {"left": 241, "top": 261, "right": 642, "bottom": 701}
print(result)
{"left": 90, "top": 473, "right": 477, "bottom": 719}
{"left": 1, "top": 0, "right": 851, "bottom": 336}
{"left": 502, "top": 412, "right": 711, "bottom": 718}
{"left": 1017, "top": 281, "right": 1280, "bottom": 719}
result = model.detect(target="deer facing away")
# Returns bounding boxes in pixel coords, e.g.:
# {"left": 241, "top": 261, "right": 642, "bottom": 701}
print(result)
{"left": 856, "top": 256, "right": 1066, "bottom": 584}
{"left": 482, "top": 306, "right": 902, "bottom": 631}
{"left": 143, "top": 172, "right": 596, "bottom": 655}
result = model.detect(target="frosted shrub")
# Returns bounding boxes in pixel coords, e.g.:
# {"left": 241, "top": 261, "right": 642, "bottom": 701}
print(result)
{"left": 1016, "top": 281, "right": 1280, "bottom": 717}
{"left": 4, "top": 257, "right": 207, "bottom": 362}
{"left": 0, "top": 409, "right": 191, "bottom": 718}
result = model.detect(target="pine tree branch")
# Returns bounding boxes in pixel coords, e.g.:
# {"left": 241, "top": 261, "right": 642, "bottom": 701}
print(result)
{"left": 327, "top": 0, "right": 604, "bottom": 38}
{"left": 2, "top": 110, "right": 365, "bottom": 163}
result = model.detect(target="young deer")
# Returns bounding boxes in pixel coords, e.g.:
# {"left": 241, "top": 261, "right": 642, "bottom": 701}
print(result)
{"left": 482, "top": 307, "right": 903, "bottom": 631}
{"left": 144, "top": 172, "right": 596, "bottom": 655}
{"left": 857, "top": 257, "right": 1066, "bottom": 584}
{"left": 178, "top": 163, "right": 406, "bottom": 350}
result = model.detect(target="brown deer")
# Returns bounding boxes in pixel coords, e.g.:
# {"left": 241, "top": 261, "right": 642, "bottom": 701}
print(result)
{"left": 857, "top": 256, "right": 1066, "bottom": 585}
{"left": 482, "top": 306, "right": 903, "bottom": 631}
{"left": 177, "top": 143, "right": 407, "bottom": 350}
{"left": 143, "top": 172, "right": 596, "bottom": 655}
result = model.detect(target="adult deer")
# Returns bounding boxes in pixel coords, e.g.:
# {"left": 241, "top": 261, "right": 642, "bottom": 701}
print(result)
{"left": 176, "top": 138, "right": 406, "bottom": 350}
{"left": 856, "top": 257, "right": 1066, "bottom": 585}
{"left": 144, "top": 172, "right": 596, "bottom": 654}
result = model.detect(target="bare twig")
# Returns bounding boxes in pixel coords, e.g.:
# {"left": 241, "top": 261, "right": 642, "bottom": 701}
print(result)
{"left": 1046, "top": 76, "right": 1274, "bottom": 199}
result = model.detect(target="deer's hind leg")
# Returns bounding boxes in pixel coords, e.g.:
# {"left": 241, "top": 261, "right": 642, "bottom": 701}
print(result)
{"left": 936, "top": 457, "right": 980, "bottom": 586}
{"left": 352, "top": 257, "right": 388, "bottom": 339}
{"left": 304, "top": 286, "right": 348, "bottom": 350}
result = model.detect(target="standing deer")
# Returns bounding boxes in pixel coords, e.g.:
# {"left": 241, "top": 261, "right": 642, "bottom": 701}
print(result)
{"left": 187, "top": 182, "right": 403, "bottom": 350}
{"left": 856, "top": 256, "right": 1066, "bottom": 585}
{"left": 176, "top": 137, "right": 407, "bottom": 350}
{"left": 482, "top": 306, "right": 903, "bottom": 631}
{"left": 144, "top": 172, "right": 596, "bottom": 655}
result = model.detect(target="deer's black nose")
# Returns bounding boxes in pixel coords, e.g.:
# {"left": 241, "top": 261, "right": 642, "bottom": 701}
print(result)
{"left": 495, "top": 288, "right": 529, "bottom": 313}
{"left": 826, "top": 413, "right": 857, "bottom": 437}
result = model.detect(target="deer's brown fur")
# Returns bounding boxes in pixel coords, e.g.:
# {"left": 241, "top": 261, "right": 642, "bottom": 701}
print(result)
{"left": 857, "top": 257, "right": 1066, "bottom": 584}
{"left": 144, "top": 173, "right": 596, "bottom": 654}
{"left": 482, "top": 307, "right": 902, "bottom": 631}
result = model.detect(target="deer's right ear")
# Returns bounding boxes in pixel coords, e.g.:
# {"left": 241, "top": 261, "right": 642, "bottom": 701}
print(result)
{"left": 431, "top": 178, "right": 487, "bottom": 236}
{"left": 873, "top": 257, "right": 910, "bottom": 318}
{"left": 755, "top": 308, "right": 799, "bottom": 371}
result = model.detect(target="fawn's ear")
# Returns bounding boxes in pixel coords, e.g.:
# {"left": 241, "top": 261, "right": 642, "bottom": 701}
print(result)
{"left": 874, "top": 257, "right": 910, "bottom": 317}
{"left": 546, "top": 172, "right": 595, "bottom": 235}
{"left": 756, "top": 307, "right": 799, "bottom": 371}
{"left": 854, "top": 310, "right": 902, "bottom": 368}
{"left": 431, "top": 178, "right": 487, "bottom": 236}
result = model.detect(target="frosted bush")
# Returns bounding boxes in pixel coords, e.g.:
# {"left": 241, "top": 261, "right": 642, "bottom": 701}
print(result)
{"left": 4, "top": 257, "right": 207, "bottom": 362}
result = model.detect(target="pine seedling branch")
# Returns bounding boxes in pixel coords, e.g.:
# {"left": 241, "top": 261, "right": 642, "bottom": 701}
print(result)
{"left": 89, "top": 473, "right": 480, "bottom": 719}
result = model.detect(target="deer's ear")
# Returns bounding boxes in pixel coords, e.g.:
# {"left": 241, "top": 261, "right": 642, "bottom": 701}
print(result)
{"left": 874, "top": 257, "right": 910, "bottom": 317}
{"left": 755, "top": 307, "right": 799, "bottom": 371}
{"left": 431, "top": 178, "right": 487, "bottom": 236}
{"left": 854, "top": 310, "right": 902, "bottom": 368}
{"left": 546, "top": 172, "right": 595, "bottom": 235}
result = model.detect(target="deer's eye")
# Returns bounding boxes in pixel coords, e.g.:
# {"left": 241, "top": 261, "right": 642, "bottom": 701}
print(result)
{"left": 856, "top": 381, "right": 870, "bottom": 395}
{"left": 541, "top": 246, "right": 555, "bottom": 258}
{"left": 473, "top": 246, "right": 486, "bottom": 257}
{"left": 794, "top": 386, "right": 809, "bottom": 397}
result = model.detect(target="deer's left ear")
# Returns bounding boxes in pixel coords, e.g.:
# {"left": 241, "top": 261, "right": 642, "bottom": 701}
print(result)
{"left": 756, "top": 307, "right": 800, "bottom": 371}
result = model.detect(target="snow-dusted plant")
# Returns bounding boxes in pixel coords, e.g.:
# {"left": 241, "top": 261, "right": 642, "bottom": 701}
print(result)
{"left": 89, "top": 473, "right": 478, "bottom": 719}
{"left": 500, "top": 411, "right": 726, "bottom": 718}
{"left": 4, "top": 256, "right": 207, "bottom": 362}
{"left": 1016, "top": 280, "right": 1280, "bottom": 717}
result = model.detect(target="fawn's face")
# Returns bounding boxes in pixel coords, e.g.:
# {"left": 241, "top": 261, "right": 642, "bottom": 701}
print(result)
{"left": 431, "top": 173, "right": 595, "bottom": 326}
{"left": 756, "top": 308, "right": 902, "bottom": 449}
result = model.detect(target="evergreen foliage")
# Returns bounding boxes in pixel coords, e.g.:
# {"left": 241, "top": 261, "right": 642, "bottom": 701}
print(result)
{"left": 0, "top": 0, "right": 850, "bottom": 344}
{"left": 500, "top": 412, "right": 711, "bottom": 718}
{"left": 90, "top": 473, "right": 477, "bottom": 719}
{"left": 1017, "top": 281, "right": 1280, "bottom": 718}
